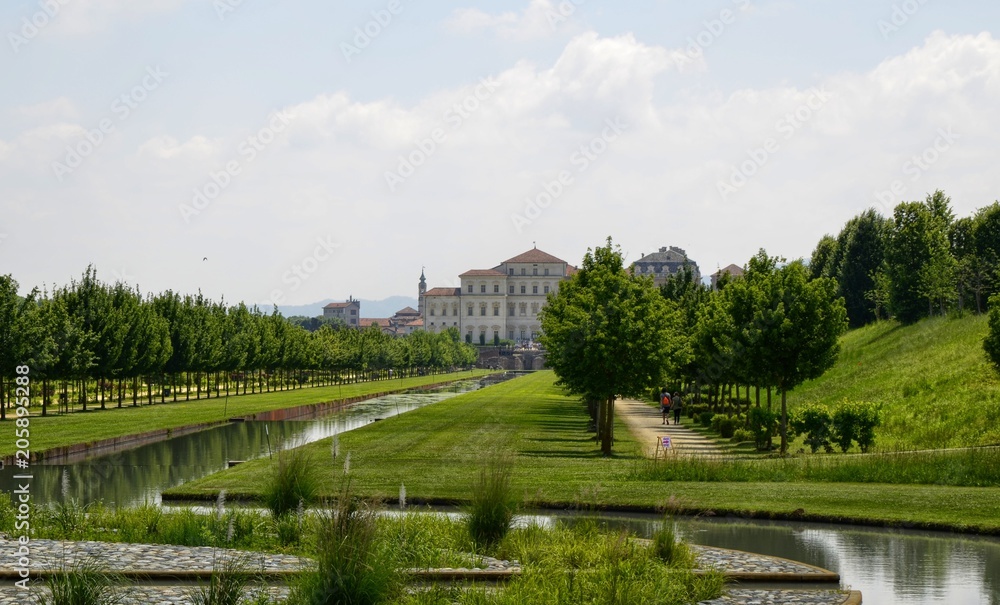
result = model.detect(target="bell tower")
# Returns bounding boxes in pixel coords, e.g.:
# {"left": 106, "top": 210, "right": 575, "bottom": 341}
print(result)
{"left": 418, "top": 268, "right": 427, "bottom": 317}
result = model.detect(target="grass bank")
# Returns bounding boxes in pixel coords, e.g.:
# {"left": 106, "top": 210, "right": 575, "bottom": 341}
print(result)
{"left": 0, "top": 370, "right": 491, "bottom": 457}
{"left": 788, "top": 314, "right": 1000, "bottom": 450}
{"left": 167, "top": 371, "right": 1000, "bottom": 534}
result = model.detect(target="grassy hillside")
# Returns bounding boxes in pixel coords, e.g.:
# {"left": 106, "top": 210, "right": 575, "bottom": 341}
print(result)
{"left": 788, "top": 314, "right": 1000, "bottom": 450}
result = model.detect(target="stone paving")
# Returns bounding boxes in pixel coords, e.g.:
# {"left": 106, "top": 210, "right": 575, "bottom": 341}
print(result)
{"left": 699, "top": 589, "right": 860, "bottom": 605}
{"left": 692, "top": 545, "right": 838, "bottom": 581}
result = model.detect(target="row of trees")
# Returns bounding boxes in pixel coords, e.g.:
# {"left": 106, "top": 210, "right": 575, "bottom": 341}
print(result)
{"left": 541, "top": 239, "right": 848, "bottom": 455}
{"left": 0, "top": 267, "right": 477, "bottom": 418}
{"left": 810, "top": 191, "right": 1000, "bottom": 326}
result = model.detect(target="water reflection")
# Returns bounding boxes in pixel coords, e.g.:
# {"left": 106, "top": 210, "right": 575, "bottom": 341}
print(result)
{"left": 0, "top": 380, "right": 484, "bottom": 508}
{"left": 546, "top": 512, "right": 1000, "bottom": 605}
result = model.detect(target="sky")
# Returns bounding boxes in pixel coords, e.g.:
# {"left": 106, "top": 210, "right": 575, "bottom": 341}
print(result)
{"left": 1, "top": 0, "right": 999, "bottom": 309}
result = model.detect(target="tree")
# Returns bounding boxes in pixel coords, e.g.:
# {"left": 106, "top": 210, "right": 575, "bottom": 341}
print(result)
{"left": 750, "top": 257, "right": 848, "bottom": 454}
{"left": 836, "top": 209, "right": 888, "bottom": 327}
{"left": 886, "top": 192, "right": 956, "bottom": 323}
{"left": 985, "top": 294, "right": 1000, "bottom": 373}
{"left": 809, "top": 235, "right": 839, "bottom": 280}
{"left": 540, "top": 238, "right": 685, "bottom": 455}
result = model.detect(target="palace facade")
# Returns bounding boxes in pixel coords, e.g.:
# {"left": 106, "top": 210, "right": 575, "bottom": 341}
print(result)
{"left": 420, "top": 247, "right": 576, "bottom": 345}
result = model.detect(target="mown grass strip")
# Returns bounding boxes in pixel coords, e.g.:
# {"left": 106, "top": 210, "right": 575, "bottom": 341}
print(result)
{"left": 166, "top": 371, "right": 1000, "bottom": 534}
{"left": 1, "top": 370, "right": 491, "bottom": 457}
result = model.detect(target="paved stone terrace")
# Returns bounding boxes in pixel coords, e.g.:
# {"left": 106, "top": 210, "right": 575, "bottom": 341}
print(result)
{"left": 700, "top": 589, "right": 862, "bottom": 605}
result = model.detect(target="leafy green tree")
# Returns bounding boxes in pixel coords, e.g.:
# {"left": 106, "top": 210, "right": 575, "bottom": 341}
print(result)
{"left": 809, "top": 235, "right": 840, "bottom": 280}
{"left": 541, "top": 238, "right": 685, "bottom": 455}
{"left": 985, "top": 293, "right": 1000, "bottom": 372}
{"left": 886, "top": 192, "right": 956, "bottom": 323}
{"left": 750, "top": 257, "right": 848, "bottom": 454}
{"left": 0, "top": 276, "right": 41, "bottom": 419}
{"left": 836, "top": 209, "right": 889, "bottom": 327}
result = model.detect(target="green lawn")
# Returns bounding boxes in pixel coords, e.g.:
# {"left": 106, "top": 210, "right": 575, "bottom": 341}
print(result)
{"left": 166, "top": 371, "right": 1000, "bottom": 534}
{"left": 787, "top": 314, "right": 1000, "bottom": 450}
{"left": 1, "top": 370, "right": 491, "bottom": 457}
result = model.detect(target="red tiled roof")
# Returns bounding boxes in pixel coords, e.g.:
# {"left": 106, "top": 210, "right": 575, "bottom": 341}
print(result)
{"left": 504, "top": 248, "right": 567, "bottom": 264}
{"left": 459, "top": 269, "right": 507, "bottom": 277}
{"left": 424, "top": 287, "right": 461, "bottom": 296}
{"left": 323, "top": 301, "right": 358, "bottom": 309}
{"left": 394, "top": 306, "right": 419, "bottom": 316}
{"left": 566, "top": 265, "right": 578, "bottom": 276}
{"left": 359, "top": 318, "right": 390, "bottom": 327}
{"left": 405, "top": 319, "right": 424, "bottom": 327}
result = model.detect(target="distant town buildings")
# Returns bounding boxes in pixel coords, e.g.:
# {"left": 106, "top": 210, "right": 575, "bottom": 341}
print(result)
{"left": 631, "top": 246, "right": 700, "bottom": 287}
{"left": 711, "top": 264, "right": 745, "bottom": 289}
{"left": 420, "top": 247, "right": 576, "bottom": 345}
{"left": 322, "top": 296, "right": 360, "bottom": 327}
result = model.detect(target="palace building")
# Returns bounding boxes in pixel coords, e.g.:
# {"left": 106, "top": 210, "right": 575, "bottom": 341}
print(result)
{"left": 420, "top": 247, "right": 576, "bottom": 345}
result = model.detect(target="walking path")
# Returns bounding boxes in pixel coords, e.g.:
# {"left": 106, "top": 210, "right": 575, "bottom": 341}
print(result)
{"left": 0, "top": 538, "right": 860, "bottom": 604}
{"left": 616, "top": 398, "right": 724, "bottom": 457}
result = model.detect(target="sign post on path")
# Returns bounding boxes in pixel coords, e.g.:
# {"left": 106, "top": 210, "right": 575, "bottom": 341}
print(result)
{"left": 654, "top": 435, "right": 672, "bottom": 460}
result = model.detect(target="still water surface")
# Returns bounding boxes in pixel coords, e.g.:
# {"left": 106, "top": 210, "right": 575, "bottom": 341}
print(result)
{"left": 0, "top": 378, "right": 487, "bottom": 507}
{"left": 546, "top": 511, "right": 1000, "bottom": 605}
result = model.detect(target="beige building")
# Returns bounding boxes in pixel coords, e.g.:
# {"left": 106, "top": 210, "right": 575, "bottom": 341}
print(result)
{"left": 421, "top": 247, "right": 576, "bottom": 345}
{"left": 322, "top": 296, "right": 360, "bottom": 327}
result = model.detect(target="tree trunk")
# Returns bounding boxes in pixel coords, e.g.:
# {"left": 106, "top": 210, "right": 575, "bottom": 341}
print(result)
{"left": 780, "top": 388, "right": 788, "bottom": 456}
{"left": 601, "top": 396, "right": 615, "bottom": 456}
{"left": 755, "top": 385, "right": 760, "bottom": 408}
{"left": 0, "top": 375, "right": 6, "bottom": 421}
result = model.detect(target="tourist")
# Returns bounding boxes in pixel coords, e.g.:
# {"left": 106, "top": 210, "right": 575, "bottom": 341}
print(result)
{"left": 661, "top": 389, "right": 670, "bottom": 424}
{"left": 672, "top": 392, "right": 683, "bottom": 425}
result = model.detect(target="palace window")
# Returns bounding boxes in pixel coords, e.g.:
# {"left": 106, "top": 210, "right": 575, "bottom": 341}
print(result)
{"left": 508, "top": 304, "right": 515, "bottom": 316}
{"left": 467, "top": 304, "right": 473, "bottom": 316}
{"left": 480, "top": 304, "right": 487, "bottom": 316}
{"left": 533, "top": 268, "right": 538, "bottom": 275}
{"left": 494, "top": 284, "right": 500, "bottom": 293}
{"left": 467, "top": 284, "right": 473, "bottom": 293}
{"left": 520, "top": 285, "right": 526, "bottom": 294}
{"left": 519, "top": 303, "right": 527, "bottom": 316}
{"left": 544, "top": 268, "right": 550, "bottom": 276}
{"left": 544, "top": 285, "right": 550, "bottom": 294}
{"left": 509, "top": 285, "right": 514, "bottom": 294}
{"left": 493, "top": 305, "right": 500, "bottom": 316}
{"left": 532, "top": 286, "right": 538, "bottom": 294}
{"left": 481, "top": 284, "right": 486, "bottom": 293}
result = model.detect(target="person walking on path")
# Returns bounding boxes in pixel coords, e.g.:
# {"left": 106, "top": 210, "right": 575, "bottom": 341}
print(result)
{"left": 660, "top": 389, "right": 670, "bottom": 424}
{"left": 671, "top": 392, "right": 683, "bottom": 425}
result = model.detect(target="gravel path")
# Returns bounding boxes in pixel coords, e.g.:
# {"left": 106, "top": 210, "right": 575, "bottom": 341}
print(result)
{"left": 616, "top": 398, "right": 724, "bottom": 457}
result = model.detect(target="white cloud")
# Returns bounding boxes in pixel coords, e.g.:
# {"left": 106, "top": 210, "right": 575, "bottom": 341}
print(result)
{"left": 445, "top": 0, "right": 578, "bottom": 40}
{"left": 12, "top": 97, "right": 79, "bottom": 122}
{"left": 4, "top": 30, "right": 999, "bottom": 304}
{"left": 46, "top": 0, "right": 192, "bottom": 35}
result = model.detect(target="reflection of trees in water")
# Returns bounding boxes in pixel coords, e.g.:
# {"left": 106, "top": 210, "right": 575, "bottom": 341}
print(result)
{"left": 4, "top": 386, "right": 479, "bottom": 507}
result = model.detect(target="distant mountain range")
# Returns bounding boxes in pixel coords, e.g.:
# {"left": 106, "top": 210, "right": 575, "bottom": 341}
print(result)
{"left": 277, "top": 296, "right": 419, "bottom": 319}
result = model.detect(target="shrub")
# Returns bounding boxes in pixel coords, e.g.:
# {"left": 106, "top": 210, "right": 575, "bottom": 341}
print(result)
{"left": 731, "top": 428, "right": 754, "bottom": 444}
{"left": 698, "top": 411, "right": 714, "bottom": 427}
{"left": 831, "top": 401, "right": 882, "bottom": 453}
{"left": 790, "top": 405, "right": 833, "bottom": 453}
{"left": 262, "top": 448, "right": 321, "bottom": 519}
{"left": 687, "top": 404, "right": 709, "bottom": 419}
{"left": 748, "top": 407, "right": 779, "bottom": 451}
{"left": 466, "top": 453, "right": 519, "bottom": 552}
{"left": 716, "top": 417, "right": 738, "bottom": 439}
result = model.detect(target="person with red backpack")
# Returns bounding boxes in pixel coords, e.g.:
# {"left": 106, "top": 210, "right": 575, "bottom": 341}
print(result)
{"left": 660, "top": 389, "right": 671, "bottom": 424}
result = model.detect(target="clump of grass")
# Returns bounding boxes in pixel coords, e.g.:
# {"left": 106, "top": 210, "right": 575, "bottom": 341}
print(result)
{"left": 288, "top": 480, "right": 401, "bottom": 605}
{"left": 466, "top": 452, "right": 519, "bottom": 552}
{"left": 190, "top": 551, "right": 256, "bottom": 605}
{"left": 35, "top": 556, "right": 128, "bottom": 605}
{"left": 262, "top": 447, "right": 321, "bottom": 519}
{"left": 650, "top": 515, "right": 693, "bottom": 568}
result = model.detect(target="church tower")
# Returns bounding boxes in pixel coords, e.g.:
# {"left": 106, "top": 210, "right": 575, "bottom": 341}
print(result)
{"left": 418, "top": 268, "right": 427, "bottom": 317}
